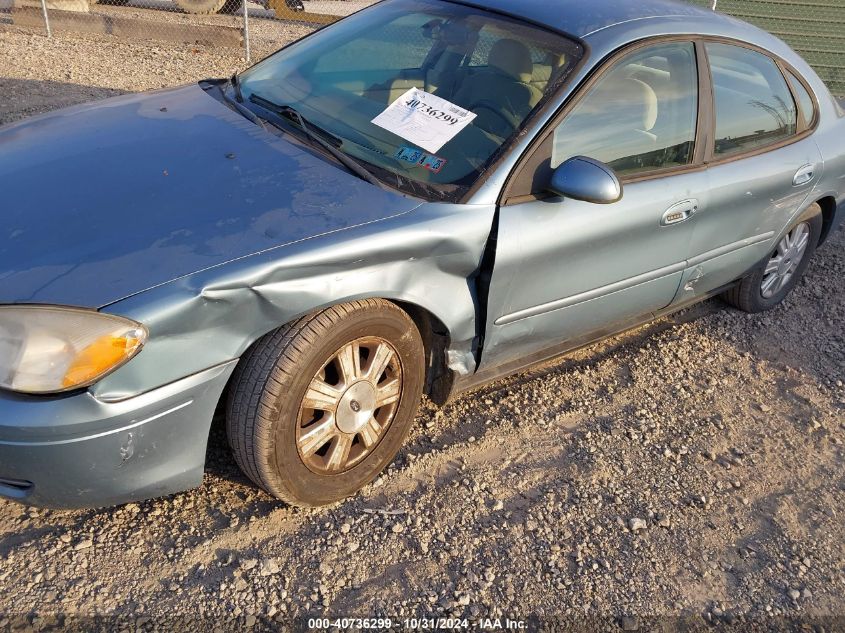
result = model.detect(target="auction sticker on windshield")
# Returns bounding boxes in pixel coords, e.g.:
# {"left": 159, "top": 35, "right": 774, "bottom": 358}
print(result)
{"left": 371, "top": 87, "right": 477, "bottom": 154}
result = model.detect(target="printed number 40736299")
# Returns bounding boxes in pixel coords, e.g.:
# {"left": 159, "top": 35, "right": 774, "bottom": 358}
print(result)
{"left": 405, "top": 99, "right": 461, "bottom": 125}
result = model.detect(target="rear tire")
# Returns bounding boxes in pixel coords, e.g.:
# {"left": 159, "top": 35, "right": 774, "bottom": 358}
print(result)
{"left": 722, "top": 203, "right": 822, "bottom": 313}
{"left": 226, "top": 299, "right": 425, "bottom": 507}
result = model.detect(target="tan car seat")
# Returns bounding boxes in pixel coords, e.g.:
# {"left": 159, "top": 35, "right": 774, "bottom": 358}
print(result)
{"left": 453, "top": 39, "right": 544, "bottom": 138}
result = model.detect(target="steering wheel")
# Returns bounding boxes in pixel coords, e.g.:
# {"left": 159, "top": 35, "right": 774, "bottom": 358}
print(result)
{"left": 466, "top": 99, "right": 520, "bottom": 136}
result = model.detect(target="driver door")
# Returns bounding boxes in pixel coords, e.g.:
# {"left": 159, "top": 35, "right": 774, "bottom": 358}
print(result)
{"left": 480, "top": 40, "right": 709, "bottom": 371}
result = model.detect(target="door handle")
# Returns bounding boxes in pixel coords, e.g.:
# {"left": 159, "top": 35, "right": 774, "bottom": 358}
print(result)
{"left": 661, "top": 199, "right": 699, "bottom": 226}
{"left": 793, "top": 164, "right": 815, "bottom": 186}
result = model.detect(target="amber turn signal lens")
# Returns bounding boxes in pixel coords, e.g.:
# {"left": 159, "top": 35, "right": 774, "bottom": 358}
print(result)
{"left": 62, "top": 333, "right": 144, "bottom": 388}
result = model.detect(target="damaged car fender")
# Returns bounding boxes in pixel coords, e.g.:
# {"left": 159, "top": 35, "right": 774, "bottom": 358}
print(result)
{"left": 92, "top": 202, "right": 498, "bottom": 402}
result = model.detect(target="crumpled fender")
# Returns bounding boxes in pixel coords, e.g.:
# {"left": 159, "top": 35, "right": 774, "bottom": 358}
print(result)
{"left": 93, "top": 202, "right": 497, "bottom": 402}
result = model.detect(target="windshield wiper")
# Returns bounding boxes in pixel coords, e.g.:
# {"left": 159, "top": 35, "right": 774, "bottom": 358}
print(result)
{"left": 249, "top": 94, "right": 343, "bottom": 146}
{"left": 217, "top": 78, "right": 267, "bottom": 131}
{"left": 248, "top": 95, "right": 386, "bottom": 190}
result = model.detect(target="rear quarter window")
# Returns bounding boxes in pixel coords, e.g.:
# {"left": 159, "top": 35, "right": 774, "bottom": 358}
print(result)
{"left": 785, "top": 69, "right": 816, "bottom": 129}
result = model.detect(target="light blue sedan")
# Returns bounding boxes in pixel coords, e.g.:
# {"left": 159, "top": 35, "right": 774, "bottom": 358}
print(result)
{"left": 1, "top": 0, "right": 843, "bottom": 508}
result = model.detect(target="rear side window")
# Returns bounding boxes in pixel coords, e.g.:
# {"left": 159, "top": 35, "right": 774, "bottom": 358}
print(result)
{"left": 706, "top": 43, "right": 797, "bottom": 157}
{"left": 785, "top": 69, "right": 815, "bottom": 129}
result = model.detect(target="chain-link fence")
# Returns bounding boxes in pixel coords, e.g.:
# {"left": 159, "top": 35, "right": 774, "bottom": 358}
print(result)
{"left": 1, "top": 0, "right": 370, "bottom": 62}
{"left": 689, "top": 0, "right": 845, "bottom": 96}
{"left": 2, "top": 0, "right": 843, "bottom": 94}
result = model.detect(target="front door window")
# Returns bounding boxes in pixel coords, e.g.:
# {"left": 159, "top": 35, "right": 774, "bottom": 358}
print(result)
{"left": 551, "top": 42, "right": 699, "bottom": 176}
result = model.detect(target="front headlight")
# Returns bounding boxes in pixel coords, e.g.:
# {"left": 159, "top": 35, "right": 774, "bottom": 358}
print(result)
{"left": 0, "top": 306, "right": 147, "bottom": 394}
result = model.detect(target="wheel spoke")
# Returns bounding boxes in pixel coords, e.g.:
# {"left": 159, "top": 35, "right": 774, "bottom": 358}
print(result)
{"left": 375, "top": 378, "right": 401, "bottom": 408}
{"left": 336, "top": 342, "right": 361, "bottom": 385}
{"left": 777, "top": 238, "right": 790, "bottom": 257}
{"left": 298, "top": 417, "right": 338, "bottom": 457}
{"left": 302, "top": 378, "right": 343, "bottom": 412}
{"left": 761, "top": 273, "right": 780, "bottom": 297}
{"left": 326, "top": 433, "right": 352, "bottom": 471}
{"left": 764, "top": 257, "right": 781, "bottom": 275}
{"left": 365, "top": 343, "right": 394, "bottom": 382}
{"left": 359, "top": 416, "right": 382, "bottom": 448}
{"left": 793, "top": 230, "right": 810, "bottom": 257}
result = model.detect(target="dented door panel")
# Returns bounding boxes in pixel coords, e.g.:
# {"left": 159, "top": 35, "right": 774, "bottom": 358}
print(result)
{"left": 673, "top": 137, "right": 823, "bottom": 303}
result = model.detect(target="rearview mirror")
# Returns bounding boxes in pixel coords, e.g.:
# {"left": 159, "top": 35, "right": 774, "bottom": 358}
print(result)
{"left": 421, "top": 19, "right": 444, "bottom": 40}
{"left": 548, "top": 156, "right": 622, "bottom": 204}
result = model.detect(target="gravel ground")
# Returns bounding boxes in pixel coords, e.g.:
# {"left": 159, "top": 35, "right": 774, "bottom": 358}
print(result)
{"left": 1, "top": 21, "right": 844, "bottom": 632}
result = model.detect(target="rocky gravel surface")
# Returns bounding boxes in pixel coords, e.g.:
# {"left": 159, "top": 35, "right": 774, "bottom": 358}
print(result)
{"left": 1, "top": 21, "right": 844, "bottom": 632}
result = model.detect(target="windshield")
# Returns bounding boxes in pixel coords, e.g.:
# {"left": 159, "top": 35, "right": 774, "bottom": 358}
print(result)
{"left": 238, "top": 0, "right": 583, "bottom": 200}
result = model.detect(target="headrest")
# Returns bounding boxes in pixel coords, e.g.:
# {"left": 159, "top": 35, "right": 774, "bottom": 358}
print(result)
{"left": 591, "top": 77, "right": 658, "bottom": 131}
{"left": 489, "top": 39, "right": 534, "bottom": 84}
{"left": 532, "top": 64, "right": 553, "bottom": 85}
{"left": 543, "top": 51, "right": 567, "bottom": 69}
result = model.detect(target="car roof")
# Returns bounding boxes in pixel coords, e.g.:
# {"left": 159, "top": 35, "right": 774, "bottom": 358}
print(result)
{"left": 449, "top": 0, "right": 726, "bottom": 39}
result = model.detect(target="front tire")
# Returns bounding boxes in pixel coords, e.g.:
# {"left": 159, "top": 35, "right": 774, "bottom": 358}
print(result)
{"left": 226, "top": 299, "right": 425, "bottom": 507}
{"left": 722, "top": 203, "right": 822, "bottom": 313}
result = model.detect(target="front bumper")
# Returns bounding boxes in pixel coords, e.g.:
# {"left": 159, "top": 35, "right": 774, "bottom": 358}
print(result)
{"left": 0, "top": 360, "right": 236, "bottom": 509}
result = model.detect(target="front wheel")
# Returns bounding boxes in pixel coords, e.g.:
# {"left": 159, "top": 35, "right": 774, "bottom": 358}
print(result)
{"left": 226, "top": 299, "right": 425, "bottom": 507}
{"left": 722, "top": 203, "right": 822, "bottom": 313}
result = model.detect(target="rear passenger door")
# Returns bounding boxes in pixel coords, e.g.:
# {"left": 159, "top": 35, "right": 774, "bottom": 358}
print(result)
{"left": 674, "top": 42, "right": 823, "bottom": 302}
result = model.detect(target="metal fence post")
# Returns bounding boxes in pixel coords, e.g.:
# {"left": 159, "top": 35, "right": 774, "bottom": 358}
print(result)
{"left": 243, "top": 0, "right": 250, "bottom": 64}
{"left": 40, "top": 0, "right": 52, "bottom": 37}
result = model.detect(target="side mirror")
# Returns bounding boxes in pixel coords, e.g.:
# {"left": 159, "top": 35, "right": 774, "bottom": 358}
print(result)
{"left": 548, "top": 156, "right": 622, "bottom": 204}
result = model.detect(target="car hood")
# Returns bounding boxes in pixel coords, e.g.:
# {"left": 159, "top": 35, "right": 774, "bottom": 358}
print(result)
{"left": 0, "top": 83, "right": 421, "bottom": 307}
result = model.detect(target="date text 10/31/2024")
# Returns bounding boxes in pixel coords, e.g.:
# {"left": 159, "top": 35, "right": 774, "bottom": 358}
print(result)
{"left": 307, "top": 618, "right": 529, "bottom": 630}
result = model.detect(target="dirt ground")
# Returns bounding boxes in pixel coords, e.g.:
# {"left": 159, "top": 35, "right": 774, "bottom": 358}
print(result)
{"left": 0, "top": 19, "right": 844, "bottom": 632}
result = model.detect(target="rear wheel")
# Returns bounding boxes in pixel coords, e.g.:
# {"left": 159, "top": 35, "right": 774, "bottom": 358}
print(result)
{"left": 226, "top": 299, "right": 425, "bottom": 507}
{"left": 722, "top": 203, "right": 822, "bottom": 313}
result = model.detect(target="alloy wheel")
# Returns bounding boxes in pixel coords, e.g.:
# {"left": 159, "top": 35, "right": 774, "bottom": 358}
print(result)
{"left": 761, "top": 222, "right": 811, "bottom": 299}
{"left": 296, "top": 337, "right": 403, "bottom": 474}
